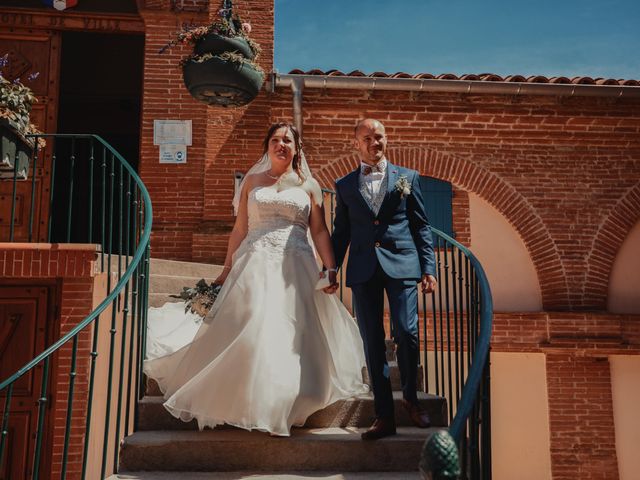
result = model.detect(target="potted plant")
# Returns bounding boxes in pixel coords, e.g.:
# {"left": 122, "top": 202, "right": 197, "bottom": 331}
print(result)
{"left": 0, "top": 54, "right": 45, "bottom": 180}
{"left": 161, "top": 0, "right": 265, "bottom": 107}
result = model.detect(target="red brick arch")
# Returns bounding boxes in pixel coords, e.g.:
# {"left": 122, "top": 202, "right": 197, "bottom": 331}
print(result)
{"left": 585, "top": 182, "right": 640, "bottom": 309}
{"left": 314, "top": 146, "right": 569, "bottom": 310}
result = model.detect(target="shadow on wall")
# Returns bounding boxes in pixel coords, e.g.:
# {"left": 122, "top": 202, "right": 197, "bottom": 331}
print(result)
{"left": 468, "top": 193, "right": 542, "bottom": 312}
{"left": 608, "top": 220, "right": 640, "bottom": 314}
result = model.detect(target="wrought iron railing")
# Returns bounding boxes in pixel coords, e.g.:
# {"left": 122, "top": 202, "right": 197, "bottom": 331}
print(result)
{"left": 0, "top": 134, "right": 152, "bottom": 479}
{"left": 322, "top": 189, "right": 493, "bottom": 479}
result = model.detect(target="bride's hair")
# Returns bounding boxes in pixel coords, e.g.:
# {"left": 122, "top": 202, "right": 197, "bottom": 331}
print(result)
{"left": 262, "top": 122, "right": 305, "bottom": 183}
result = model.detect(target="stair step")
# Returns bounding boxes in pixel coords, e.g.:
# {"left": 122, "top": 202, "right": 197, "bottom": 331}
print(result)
{"left": 119, "top": 427, "right": 438, "bottom": 472}
{"left": 150, "top": 258, "right": 225, "bottom": 278}
{"left": 137, "top": 392, "right": 447, "bottom": 431}
{"left": 362, "top": 361, "right": 424, "bottom": 392}
{"left": 150, "top": 275, "right": 219, "bottom": 296}
{"left": 148, "top": 293, "right": 183, "bottom": 308}
{"left": 144, "top": 360, "right": 422, "bottom": 398}
{"left": 109, "top": 471, "right": 421, "bottom": 479}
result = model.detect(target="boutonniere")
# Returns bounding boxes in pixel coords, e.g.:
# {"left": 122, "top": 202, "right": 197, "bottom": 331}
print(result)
{"left": 394, "top": 175, "right": 411, "bottom": 198}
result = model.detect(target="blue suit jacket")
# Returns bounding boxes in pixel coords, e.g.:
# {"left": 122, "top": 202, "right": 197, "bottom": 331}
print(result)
{"left": 331, "top": 162, "right": 437, "bottom": 287}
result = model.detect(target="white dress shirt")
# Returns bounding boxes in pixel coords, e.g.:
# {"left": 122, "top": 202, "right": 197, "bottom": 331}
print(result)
{"left": 359, "top": 158, "right": 388, "bottom": 198}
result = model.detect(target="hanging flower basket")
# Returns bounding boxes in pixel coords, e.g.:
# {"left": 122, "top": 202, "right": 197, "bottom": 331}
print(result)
{"left": 0, "top": 117, "right": 33, "bottom": 180}
{"left": 193, "top": 33, "right": 255, "bottom": 59}
{"left": 160, "top": 0, "right": 265, "bottom": 107}
{"left": 182, "top": 55, "right": 263, "bottom": 107}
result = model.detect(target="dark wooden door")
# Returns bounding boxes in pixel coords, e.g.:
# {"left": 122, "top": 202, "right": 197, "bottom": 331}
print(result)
{"left": 0, "top": 30, "right": 60, "bottom": 242}
{"left": 0, "top": 286, "right": 51, "bottom": 480}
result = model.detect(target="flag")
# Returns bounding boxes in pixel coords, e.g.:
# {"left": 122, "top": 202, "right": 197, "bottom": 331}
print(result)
{"left": 41, "top": 0, "right": 79, "bottom": 11}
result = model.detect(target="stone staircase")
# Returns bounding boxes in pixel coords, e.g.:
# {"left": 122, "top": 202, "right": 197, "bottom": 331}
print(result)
{"left": 111, "top": 258, "right": 448, "bottom": 479}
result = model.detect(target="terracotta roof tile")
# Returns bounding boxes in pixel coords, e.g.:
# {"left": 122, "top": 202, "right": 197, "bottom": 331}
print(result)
{"left": 390, "top": 72, "right": 413, "bottom": 79}
{"left": 595, "top": 78, "right": 620, "bottom": 85}
{"left": 286, "top": 70, "right": 639, "bottom": 86}
{"left": 504, "top": 75, "right": 527, "bottom": 82}
{"left": 414, "top": 73, "right": 436, "bottom": 79}
{"left": 549, "top": 76, "right": 572, "bottom": 84}
{"left": 572, "top": 76, "right": 596, "bottom": 85}
{"left": 436, "top": 73, "right": 459, "bottom": 80}
{"left": 479, "top": 74, "right": 503, "bottom": 82}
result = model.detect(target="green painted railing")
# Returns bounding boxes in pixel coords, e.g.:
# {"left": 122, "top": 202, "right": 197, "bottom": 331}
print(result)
{"left": 322, "top": 189, "right": 493, "bottom": 479}
{"left": 0, "top": 134, "right": 152, "bottom": 479}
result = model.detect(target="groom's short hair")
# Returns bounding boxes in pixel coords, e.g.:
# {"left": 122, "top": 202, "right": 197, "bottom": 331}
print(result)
{"left": 354, "top": 118, "right": 385, "bottom": 136}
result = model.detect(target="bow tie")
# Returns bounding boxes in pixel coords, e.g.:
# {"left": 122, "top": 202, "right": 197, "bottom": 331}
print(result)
{"left": 361, "top": 164, "right": 383, "bottom": 176}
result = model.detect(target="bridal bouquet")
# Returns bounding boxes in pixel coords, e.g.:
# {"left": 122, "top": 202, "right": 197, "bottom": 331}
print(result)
{"left": 171, "top": 279, "right": 222, "bottom": 317}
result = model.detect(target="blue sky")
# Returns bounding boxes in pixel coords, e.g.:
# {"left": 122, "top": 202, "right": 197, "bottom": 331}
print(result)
{"left": 274, "top": 0, "right": 640, "bottom": 79}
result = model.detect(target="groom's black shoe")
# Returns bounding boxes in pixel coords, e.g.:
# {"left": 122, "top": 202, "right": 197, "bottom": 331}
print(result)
{"left": 402, "top": 398, "right": 431, "bottom": 428}
{"left": 361, "top": 417, "right": 396, "bottom": 440}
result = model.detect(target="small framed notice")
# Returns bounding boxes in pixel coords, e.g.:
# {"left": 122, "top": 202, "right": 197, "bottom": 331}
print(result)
{"left": 154, "top": 120, "right": 192, "bottom": 146}
{"left": 159, "top": 144, "right": 187, "bottom": 164}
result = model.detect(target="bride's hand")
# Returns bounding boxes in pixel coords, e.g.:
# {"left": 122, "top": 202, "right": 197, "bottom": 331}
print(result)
{"left": 214, "top": 266, "right": 231, "bottom": 285}
{"left": 322, "top": 270, "right": 339, "bottom": 294}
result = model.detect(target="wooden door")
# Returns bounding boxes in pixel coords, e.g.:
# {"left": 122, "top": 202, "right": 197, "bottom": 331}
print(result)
{"left": 0, "top": 286, "right": 51, "bottom": 480}
{"left": 0, "top": 31, "right": 60, "bottom": 242}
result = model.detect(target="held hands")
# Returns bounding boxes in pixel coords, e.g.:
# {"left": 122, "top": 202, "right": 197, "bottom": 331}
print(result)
{"left": 319, "top": 269, "right": 339, "bottom": 294}
{"left": 421, "top": 274, "right": 437, "bottom": 294}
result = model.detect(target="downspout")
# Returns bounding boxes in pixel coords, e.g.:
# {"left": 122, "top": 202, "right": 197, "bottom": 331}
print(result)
{"left": 291, "top": 77, "right": 304, "bottom": 136}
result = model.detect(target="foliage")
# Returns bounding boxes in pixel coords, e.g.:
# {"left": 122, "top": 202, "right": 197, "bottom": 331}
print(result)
{"left": 0, "top": 54, "right": 46, "bottom": 148}
{"left": 160, "top": 7, "right": 262, "bottom": 70}
{"left": 170, "top": 278, "right": 222, "bottom": 317}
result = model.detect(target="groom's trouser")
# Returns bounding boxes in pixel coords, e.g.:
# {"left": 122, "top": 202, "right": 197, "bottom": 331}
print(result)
{"left": 351, "top": 263, "right": 419, "bottom": 419}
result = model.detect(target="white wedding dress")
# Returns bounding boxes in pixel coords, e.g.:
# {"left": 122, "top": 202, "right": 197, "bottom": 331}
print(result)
{"left": 144, "top": 185, "right": 369, "bottom": 436}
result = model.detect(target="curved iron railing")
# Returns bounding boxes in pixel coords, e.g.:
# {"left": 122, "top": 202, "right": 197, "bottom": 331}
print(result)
{"left": 0, "top": 134, "right": 152, "bottom": 479}
{"left": 322, "top": 189, "right": 493, "bottom": 479}
{"left": 426, "top": 227, "right": 492, "bottom": 479}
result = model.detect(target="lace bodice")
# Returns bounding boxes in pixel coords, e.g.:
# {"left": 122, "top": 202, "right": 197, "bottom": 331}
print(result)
{"left": 240, "top": 185, "right": 314, "bottom": 259}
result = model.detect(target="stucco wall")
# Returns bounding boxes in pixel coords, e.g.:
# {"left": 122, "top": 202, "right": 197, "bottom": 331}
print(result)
{"left": 469, "top": 193, "right": 542, "bottom": 311}
{"left": 610, "top": 355, "right": 640, "bottom": 480}
{"left": 608, "top": 220, "right": 640, "bottom": 314}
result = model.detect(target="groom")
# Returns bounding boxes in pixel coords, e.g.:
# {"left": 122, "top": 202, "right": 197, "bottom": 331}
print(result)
{"left": 330, "top": 119, "right": 437, "bottom": 440}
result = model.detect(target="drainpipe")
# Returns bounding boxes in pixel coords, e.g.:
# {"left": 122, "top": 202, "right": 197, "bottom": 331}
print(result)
{"left": 291, "top": 77, "right": 304, "bottom": 136}
{"left": 275, "top": 73, "right": 640, "bottom": 132}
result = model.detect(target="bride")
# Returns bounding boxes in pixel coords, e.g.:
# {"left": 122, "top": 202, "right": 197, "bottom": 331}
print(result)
{"left": 144, "top": 122, "right": 369, "bottom": 436}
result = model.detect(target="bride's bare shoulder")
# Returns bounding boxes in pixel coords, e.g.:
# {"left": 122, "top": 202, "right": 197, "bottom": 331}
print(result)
{"left": 242, "top": 173, "right": 261, "bottom": 191}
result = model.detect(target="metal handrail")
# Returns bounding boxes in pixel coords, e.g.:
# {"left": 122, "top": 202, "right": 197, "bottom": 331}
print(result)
{"left": 435, "top": 227, "right": 493, "bottom": 441}
{"left": 0, "top": 134, "right": 152, "bottom": 479}
{"left": 0, "top": 135, "right": 152, "bottom": 389}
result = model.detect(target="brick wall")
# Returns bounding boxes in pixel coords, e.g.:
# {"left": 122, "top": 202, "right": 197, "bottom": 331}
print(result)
{"left": 546, "top": 354, "right": 619, "bottom": 480}
{"left": 146, "top": 82, "right": 640, "bottom": 312}
{"left": 0, "top": 243, "right": 101, "bottom": 479}
{"left": 270, "top": 89, "right": 640, "bottom": 311}
{"left": 137, "top": 0, "right": 274, "bottom": 262}
{"left": 491, "top": 311, "right": 639, "bottom": 480}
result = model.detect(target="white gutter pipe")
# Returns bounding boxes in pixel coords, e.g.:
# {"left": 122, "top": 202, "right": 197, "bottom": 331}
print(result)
{"left": 273, "top": 73, "right": 640, "bottom": 134}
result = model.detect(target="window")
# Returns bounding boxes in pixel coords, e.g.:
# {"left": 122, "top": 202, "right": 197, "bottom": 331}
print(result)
{"left": 419, "top": 176, "right": 454, "bottom": 237}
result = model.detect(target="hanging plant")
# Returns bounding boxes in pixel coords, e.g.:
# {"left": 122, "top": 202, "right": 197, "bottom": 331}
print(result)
{"left": 0, "top": 54, "right": 45, "bottom": 180}
{"left": 160, "top": 0, "right": 265, "bottom": 107}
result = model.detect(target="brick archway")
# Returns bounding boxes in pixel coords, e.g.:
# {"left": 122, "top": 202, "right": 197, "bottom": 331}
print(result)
{"left": 585, "top": 182, "right": 640, "bottom": 309}
{"left": 314, "top": 146, "right": 569, "bottom": 310}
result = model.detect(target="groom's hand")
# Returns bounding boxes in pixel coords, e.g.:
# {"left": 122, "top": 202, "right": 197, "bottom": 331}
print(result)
{"left": 421, "top": 274, "right": 437, "bottom": 294}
